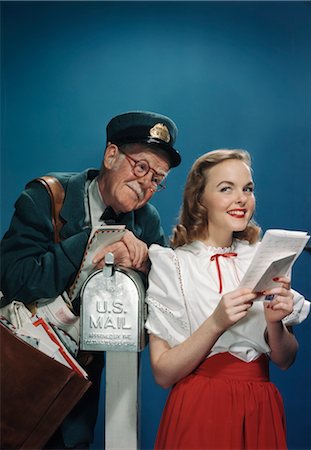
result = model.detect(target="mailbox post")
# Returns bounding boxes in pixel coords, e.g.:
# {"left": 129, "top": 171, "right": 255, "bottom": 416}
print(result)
{"left": 80, "top": 254, "right": 146, "bottom": 449}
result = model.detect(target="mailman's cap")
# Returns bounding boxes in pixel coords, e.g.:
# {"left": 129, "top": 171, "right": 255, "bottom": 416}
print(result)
{"left": 106, "top": 111, "right": 181, "bottom": 168}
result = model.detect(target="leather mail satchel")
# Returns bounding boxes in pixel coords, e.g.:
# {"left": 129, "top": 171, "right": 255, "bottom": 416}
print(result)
{"left": 0, "top": 322, "right": 91, "bottom": 450}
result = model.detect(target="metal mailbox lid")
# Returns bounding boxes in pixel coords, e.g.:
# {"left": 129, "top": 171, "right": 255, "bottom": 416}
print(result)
{"left": 80, "top": 267, "right": 146, "bottom": 352}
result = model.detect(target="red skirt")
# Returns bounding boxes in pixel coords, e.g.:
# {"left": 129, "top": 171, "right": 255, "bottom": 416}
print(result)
{"left": 155, "top": 353, "right": 287, "bottom": 450}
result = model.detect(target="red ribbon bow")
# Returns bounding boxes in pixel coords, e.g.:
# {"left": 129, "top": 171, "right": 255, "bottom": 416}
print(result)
{"left": 210, "top": 253, "right": 238, "bottom": 294}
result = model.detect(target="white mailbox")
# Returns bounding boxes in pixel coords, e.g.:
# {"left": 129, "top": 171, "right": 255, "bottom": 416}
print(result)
{"left": 80, "top": 255, "right": 146, "bottom": 352}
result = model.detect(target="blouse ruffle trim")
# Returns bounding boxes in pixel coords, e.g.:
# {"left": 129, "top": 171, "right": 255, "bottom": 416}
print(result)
{"left": 146, "top": 295, "right": 190, "bottom": 331}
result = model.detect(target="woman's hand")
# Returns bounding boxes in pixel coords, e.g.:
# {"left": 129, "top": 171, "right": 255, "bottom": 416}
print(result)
{"left": 263, "top": 276, "right": 294, "bottom": 323}
{"left": 263, "top": 277, "right": 298, "bottom": 370}
{"left": 211, "top": 288, "right": 258, "bottom": 332}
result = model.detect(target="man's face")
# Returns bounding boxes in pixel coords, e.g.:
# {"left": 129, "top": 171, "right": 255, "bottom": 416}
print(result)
{"left": 99, "top": 144, "right": 170, "bottom": 213}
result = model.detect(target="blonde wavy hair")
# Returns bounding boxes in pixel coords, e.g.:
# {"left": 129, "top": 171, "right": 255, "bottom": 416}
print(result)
{"left": 171, "top": 149, "right": 261, "bottom": 248}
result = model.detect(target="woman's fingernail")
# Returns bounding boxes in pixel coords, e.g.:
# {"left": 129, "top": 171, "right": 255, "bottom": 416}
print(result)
{"left": 273, "top": 277, "right": 279, "bottom": 281}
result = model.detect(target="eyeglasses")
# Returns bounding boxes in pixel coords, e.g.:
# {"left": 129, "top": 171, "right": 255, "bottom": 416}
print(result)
{"left": 121, "top": 151, "right": 167, "bottom": 192}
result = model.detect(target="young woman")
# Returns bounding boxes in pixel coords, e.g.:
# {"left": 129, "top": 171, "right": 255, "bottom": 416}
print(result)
{"left": 145, "top": 149, "right": 310, "bottom": 450}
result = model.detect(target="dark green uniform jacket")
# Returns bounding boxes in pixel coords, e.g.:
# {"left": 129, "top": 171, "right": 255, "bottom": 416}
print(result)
{"left": 1, "top": 168, "right": 167, "bottom": 304}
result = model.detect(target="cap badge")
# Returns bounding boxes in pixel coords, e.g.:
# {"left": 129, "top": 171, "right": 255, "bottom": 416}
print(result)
{"left": 149, "top": 123, "right": 170, "bottom": 143}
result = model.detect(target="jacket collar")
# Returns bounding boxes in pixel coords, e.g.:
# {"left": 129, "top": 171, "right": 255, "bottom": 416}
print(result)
{"left": 60, "top": 169, "right": 98, "bottom": 238}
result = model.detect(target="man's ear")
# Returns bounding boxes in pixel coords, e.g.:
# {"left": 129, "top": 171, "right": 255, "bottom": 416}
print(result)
{"left": 104, "top": 144, "right": 119, "bottom": 169}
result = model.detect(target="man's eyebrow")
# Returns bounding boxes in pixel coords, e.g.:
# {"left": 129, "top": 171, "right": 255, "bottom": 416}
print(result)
{"left": 157, "top": 168, "right": 169, "bottom": 177}
{"left": 147, "top": 161, "right": 169, "bottom": 177}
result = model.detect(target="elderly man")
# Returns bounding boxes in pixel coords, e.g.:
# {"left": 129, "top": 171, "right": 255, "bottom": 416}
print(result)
{"left": 1, "top": 110, "right": 181, "bottom": 449}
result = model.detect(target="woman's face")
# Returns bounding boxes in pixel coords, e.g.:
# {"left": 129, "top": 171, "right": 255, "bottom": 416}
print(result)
{"left": 201, "top": 159, "right": 255, "bottom": 245}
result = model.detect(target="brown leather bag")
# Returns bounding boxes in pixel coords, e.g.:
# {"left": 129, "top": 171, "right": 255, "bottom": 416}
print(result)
{"left": 1, "top": 176, "right": 91, "bottom": 449}
{"left": 30, "top": 175, "right": 65, "bottom": 243}
{"left": 0, "top": 323, "right": 91, "bottom": 450}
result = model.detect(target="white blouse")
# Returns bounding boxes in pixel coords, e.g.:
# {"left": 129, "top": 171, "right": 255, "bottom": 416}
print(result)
{"left": 145, "top": 240, "right": 310, "bottom": 362}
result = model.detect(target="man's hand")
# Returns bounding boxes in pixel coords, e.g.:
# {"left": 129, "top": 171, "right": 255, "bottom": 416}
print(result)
{"left": 92, "top": 230, "right": 149, "bottom": 273}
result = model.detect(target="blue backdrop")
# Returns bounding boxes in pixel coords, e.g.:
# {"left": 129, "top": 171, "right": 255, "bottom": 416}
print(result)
{"left": 1, "top": 2, "right": 310, "bottom": 449}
